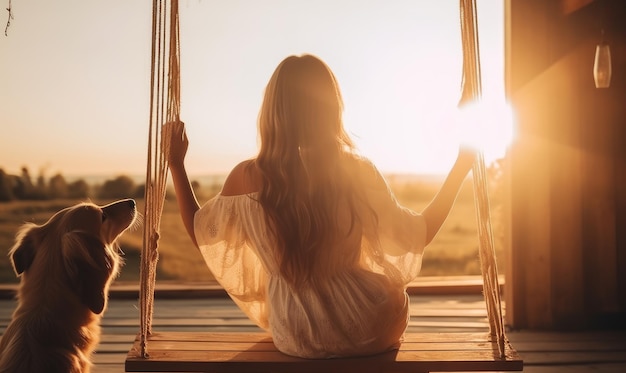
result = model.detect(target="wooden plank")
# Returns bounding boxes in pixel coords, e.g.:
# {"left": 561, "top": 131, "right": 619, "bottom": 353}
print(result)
{"left": 510, "top": 339, "right": 626, "bottom": 352}
{"left": 582, "top": 149, "right": 618, "bottom": 323}
{"left": 550, "top": 138, "right": 585, "bottom": 328}
{"left": 125, "top": 332, "right": 523, "bottom": 373}
{"left": 506, "top": 330, "right": 626, "bottom": 342}
{"left": 133, "top": 331, "right": 503, "bottom": 343}
{"left": 522, "top": 350, "right": 626, "bottom": 365}
{"left": 520, "top": 365, "right": 626, "bottom": 373}
{"left": 93, "top": 363, "right": 128, "bottom": 373}
{"left": 127, "top": 351, "right": 522, "bottom": 373}
{"left": 0, "top": 275, "right": 501, "bottom": 300}
{"left": 101, "top": 317, "right": 490, "bottom": 330}
{"left": 579, "top": 55, "right": 622, "bottom": 322}
{"left": 514, "top": 134, "right": 553, "bottom": 328}
{"left": 506, "top": 1, "right": 557, "bottom": 330}
{"left": 137, "top": 340, "right": 515, "bottom": 354}
{"left": 549, "top": 43, "right": 597, "bottom": 330}
{"left": 96, "top": 342, "right": 135, "bottom": 352}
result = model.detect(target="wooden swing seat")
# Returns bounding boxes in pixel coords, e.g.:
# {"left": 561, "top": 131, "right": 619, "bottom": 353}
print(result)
{"left": 124, "top": 331, "right": 523, "bottom": 373}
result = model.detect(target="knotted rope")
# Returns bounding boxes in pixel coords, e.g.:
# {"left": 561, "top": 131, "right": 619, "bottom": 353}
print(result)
{"left": 139, "top": 0, "right": 180, "bottom": 358}
{"left": 459, "top": 0, "right": 506, "bottom": 358}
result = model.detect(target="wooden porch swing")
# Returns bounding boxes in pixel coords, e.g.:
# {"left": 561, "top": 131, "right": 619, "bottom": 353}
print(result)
{"left": 124, "top": 0, "right": 523, "bottom": 372}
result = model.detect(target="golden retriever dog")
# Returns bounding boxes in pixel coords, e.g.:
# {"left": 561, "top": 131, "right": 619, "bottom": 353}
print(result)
{"left": 0, "top": 199, "right": 137, "bottom": 373}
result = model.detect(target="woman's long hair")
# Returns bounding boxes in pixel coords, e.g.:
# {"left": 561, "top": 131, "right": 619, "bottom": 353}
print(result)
{"left": 256, "top": 54, "right": 362, "bottom": 287}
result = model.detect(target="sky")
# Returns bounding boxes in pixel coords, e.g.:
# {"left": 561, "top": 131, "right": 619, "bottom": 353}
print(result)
{"left": 0, "top": 0, "right": 506, "bottom": 178}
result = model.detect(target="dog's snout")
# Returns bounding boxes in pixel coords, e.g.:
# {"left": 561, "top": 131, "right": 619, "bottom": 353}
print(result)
{"left": 102, "top": 199, "right": 136, "bottom": 211}
{"left": 116, "top": 198, "right": 135, "bottom": 208}
{"left": 100, "top": 199, "right": 137, "bottom": 243}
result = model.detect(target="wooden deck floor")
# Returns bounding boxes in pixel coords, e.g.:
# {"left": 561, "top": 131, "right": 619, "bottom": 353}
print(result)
{"left": 1, "top": 279, "right": 625, "bottom": 372}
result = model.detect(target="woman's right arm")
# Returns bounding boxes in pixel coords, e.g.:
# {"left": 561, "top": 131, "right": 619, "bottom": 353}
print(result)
{"left": 166, "top": 121, "right": 200, "bottom": 248}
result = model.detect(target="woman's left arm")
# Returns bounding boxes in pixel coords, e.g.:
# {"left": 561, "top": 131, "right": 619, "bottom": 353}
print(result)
{"left": 420, "top": 148, "right": 476, "bottom": 245}
{"left": 166, "top": 121, "right": 200, "bottom": 248}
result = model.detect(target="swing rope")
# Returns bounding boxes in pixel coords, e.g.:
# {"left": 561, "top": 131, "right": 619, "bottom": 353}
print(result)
{"left": 459, "top": 0, "right": 506, "bottom": 358}
{"left": 138, "top": 0, "right": 179, "bottom": 358}
{"left": 136, "top": 0, "right": 506, "bottom": 360}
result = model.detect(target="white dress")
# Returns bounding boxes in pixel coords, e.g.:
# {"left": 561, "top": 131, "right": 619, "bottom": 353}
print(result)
{"left": 194, "top": 162, "right": 426, "bottom": 359}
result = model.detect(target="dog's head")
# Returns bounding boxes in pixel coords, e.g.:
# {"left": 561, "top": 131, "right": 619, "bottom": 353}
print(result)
{"left": 9, "top": 199, "right": 137, "bottom": 314}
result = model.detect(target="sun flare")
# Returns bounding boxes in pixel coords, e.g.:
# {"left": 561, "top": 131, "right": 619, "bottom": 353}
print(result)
{"left": 453, "top": 99, "right": 516, "bottom": 165}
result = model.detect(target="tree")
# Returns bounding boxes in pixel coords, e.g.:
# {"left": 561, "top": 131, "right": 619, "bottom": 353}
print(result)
{"left": 67, "top": 179, "right": 90, "bottom": 199}
{"left": 99, "top": 175, "right": 136, "bottom": 199}
{"left": 13, "top": 167, "right": 33, "bottom": 199}
{"left": 0, "top": 169, "right": 15, "bottom": 201}
{"left": 48, "top": 173, "right": 69, "bottom": 199}
{"left": 29, "top": 169, "right": 49, "bottom": 200}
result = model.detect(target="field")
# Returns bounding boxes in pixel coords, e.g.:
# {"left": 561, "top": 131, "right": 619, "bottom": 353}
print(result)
{"left": 0, "top": 176, "right": 507, "bottom": 284}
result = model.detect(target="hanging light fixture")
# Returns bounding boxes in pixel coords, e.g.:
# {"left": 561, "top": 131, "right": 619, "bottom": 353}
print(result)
{"left": 593, "top": 30, "right": 612, "bottom": 89}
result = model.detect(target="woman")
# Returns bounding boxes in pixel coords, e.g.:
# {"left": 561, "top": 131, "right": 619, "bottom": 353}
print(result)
{"left": 167, "top": 54, "right": 476, "bottom": 358}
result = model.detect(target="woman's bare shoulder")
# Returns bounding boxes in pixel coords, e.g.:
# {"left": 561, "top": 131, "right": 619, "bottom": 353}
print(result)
{"left": 221, "top": 159, "right": 262, "bottom": 196}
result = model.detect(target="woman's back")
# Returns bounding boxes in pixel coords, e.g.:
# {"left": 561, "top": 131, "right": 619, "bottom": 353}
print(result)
{"left": 194, "top": 153, "right": 426, "bottom": 357}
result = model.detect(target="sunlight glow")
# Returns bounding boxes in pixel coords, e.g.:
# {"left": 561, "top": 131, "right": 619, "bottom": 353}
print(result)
{"left": 0, "top": 1, "right": 504, "bottom": 177}
{"left": 453, "top": 99, "right": 516, "bottom": 165}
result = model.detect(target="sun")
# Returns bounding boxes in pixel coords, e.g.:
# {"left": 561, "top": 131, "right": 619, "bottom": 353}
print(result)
{"left": 453, "top": 98, "right": 517, "bottom": 166}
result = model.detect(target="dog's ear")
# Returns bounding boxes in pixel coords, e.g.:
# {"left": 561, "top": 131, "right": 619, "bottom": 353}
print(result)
{"left": 9, "top": 224, "right": 38, "bottom": 276}
{"left": 62, "top": 231, "right": 113, "bottom": 314}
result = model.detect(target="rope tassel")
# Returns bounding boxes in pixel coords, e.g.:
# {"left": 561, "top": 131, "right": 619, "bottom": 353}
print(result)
{"left": 139, "top": 0, "right": 180, "bottom": 358}
{"left": 459, "top": 0, "right": 506, "bottom": 358}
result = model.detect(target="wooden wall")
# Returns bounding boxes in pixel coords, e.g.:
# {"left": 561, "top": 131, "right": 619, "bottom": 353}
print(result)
{"left": 504, "top": 0, "right": 626, "bottom": 330}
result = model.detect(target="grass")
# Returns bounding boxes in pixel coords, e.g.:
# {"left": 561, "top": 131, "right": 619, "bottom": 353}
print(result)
{"left": 0, "top": 176, "right": 506, "bottom": 284}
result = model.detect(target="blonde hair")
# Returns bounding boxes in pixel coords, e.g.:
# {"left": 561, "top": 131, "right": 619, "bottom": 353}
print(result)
{"left": 256, "top": 54, "right": 364, "bottom": 287}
